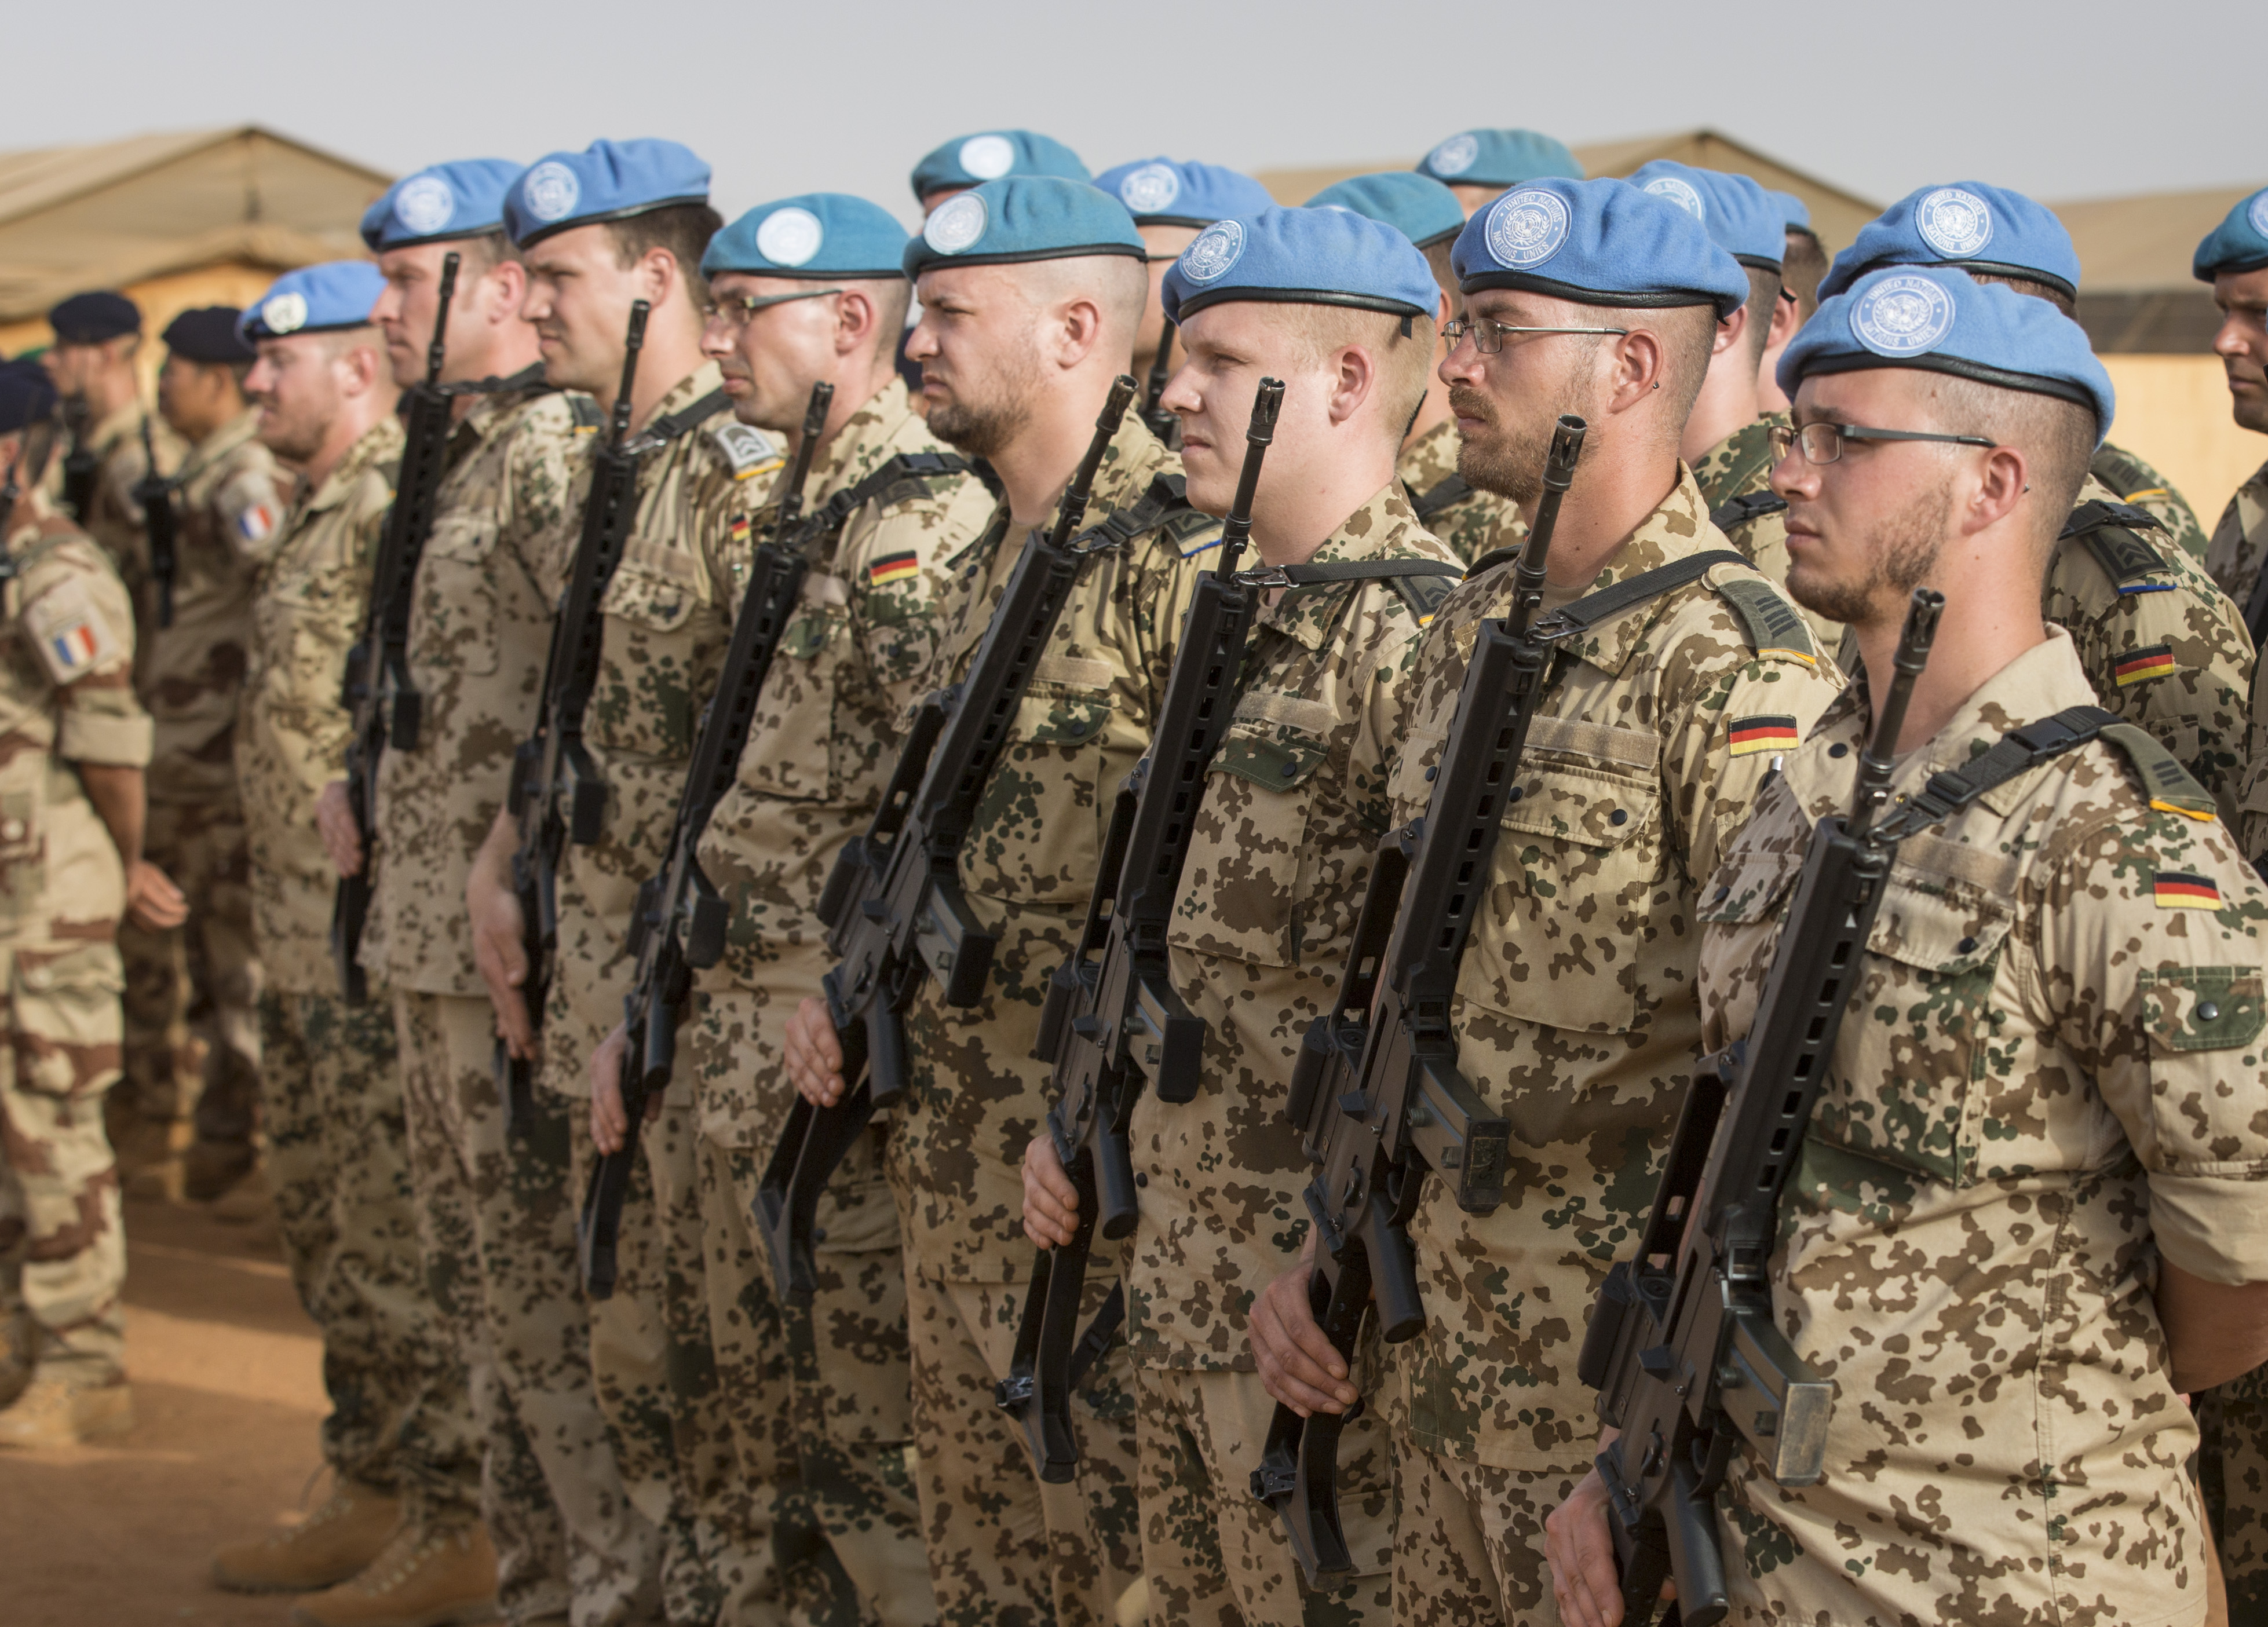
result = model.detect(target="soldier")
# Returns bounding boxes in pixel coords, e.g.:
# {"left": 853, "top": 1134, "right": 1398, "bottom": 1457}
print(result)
{"left": 1245, "top": 177, "right": 1845, "bottom": 1626}
{"left": 37, "top": 290, "right": 180, "bottom": 569}
{"left": 0, "top": 360, "right": 162, "bottom": 1449}
{"left": 1548, "top": 266, "right": 2268, "bottom": 1627}
{"left": 587, "top": 189, "right": 995, "bottom": 1626}
{"left": 231, "top": 265, "right": 496, "bottom": 1625}
{"left": 1413, "top": 128, "right": 1584, "bottom": 218}
{"left": 909, "top": 129, "right": 1090, "bottom": 217}
{"left": 1817, "top": 181, "right": 2254, "bottom": 820}
{"left": 2198, "top": 187, "right": 2268, "bottom": 618}
{"left": 107, "top": 307, "right": 280, "bottom": 1206}
{"left": 781, "top": 176, "right": 1219, "bottom": 1627}
{"left": 1091, "top": 158, "right": 1274, "bottom": 385}
{"left": 307, "top": 160, "right": 663, "bottom": 1627}
{"left": 1754, "top": 192, "right": 1824, "bottom": 415}
{"left": 1306, "top": 170, "right": 1526, "bottom": 566}
{"left": 1020, "top": 206, "right": 1464, "bottom": 1624}
{"left": 463, "top": 138, "right": 774, "bottom": 1622}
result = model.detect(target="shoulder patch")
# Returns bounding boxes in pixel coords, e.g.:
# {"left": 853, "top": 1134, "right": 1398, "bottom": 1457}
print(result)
{"left": 1728, "top": 715, "right": 1800, "bottom": 756}
{"left": 21, "top": 576, "right": 123, "bottom": 685}
{"left": 2153, "top": 871, "right": 2222, "bottom": 909}
{"left": 1390, "top": 569, "right": 1458, "bottom": 626}
{"left": 867, "top": 549, "right": 921, "bottom": 588}
{"left": 566, "top": 396, "right": 605, "bottom": 433}
{"left": 1708, "top": 571, "right": 1817, "bottom": 664}
{"left": 710, "top": 421, "right": 785, "bottom": 481}
{"left": 2112, "top": 643, "right": 2176, "bottom": 687}
{"left": 2098, "top": 720, "right": 2217, "bottom": 821}
{"left": 2062, "top": 500, "right": 2170, "bottom": 585}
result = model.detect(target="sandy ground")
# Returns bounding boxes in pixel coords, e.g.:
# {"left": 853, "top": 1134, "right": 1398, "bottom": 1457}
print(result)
{"left": 0, "top": 1196, "right": 329, "bottom": 1627}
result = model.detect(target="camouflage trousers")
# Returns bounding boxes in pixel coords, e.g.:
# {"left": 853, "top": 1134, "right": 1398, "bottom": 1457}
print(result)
{"left": 2204, "top": 1365, "right": 2268, "bottom": 1625}
{"left": 0, "top": 938, "right": 126, "bottom": 1383}
{"left": 896, "top": 1252, "right": 1141, "bottom": 1627}
{"left": 261, "top": 988, "right": 477, "bottom": 1522}
{"left": 115, "top": 796, "right": 260, "bottom": 1141}
{"left": 395, "top": 992, "right": 662, "bottom": 1627}
{"left": 1133, "top": 1365, "right": 1393, "bottom": 1626}
{"left": 1391, "top": 1442, "right": 1582, "bottom": 1627}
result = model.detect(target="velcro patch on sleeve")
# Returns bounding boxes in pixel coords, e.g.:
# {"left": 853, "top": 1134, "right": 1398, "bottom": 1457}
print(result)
{"left": 1728, "top": 715, "right": 1800, "bottom": 756}
{"left": 2154, "top": 871, "right": 2223, "bottom": 909}
{"left": 22, "top": 577, "right": 122, "bottom": 685}
{"left": 711, "top": 421, "right": 784, "bottom": 481}
{"left": 2113, "top": 644, "right": 2175, "bottom": 686}
{"left": 867, "top": 550, "right": 920, "bottom": 587}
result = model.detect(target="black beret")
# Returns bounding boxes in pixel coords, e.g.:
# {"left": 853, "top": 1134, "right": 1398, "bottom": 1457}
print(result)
{"left": 47, "top": 290, "right": 141, "bottom": 345}
{"left": 162, "top": 307, "right": 255, "bottom": 364}
{"left": 0, "top": 360, "right": 60, "bottom": 435}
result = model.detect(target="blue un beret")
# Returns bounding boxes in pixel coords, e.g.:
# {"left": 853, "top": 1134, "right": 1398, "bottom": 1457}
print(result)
{"left": 239, "top": 262, "right": 387, "bottom": 343}
{"left": 1304, "top": 172, "right": 1466, "bottom": 251}
{"left": 2194, "top": 187, "right": 2268, "bottom": 281}
{"left": 505, "top": 139, "right": 710, "bottom": 249}
{"left": 903, "top": 177, "right": 1145, "bottom": 279}
{"left": 1161, "top": 206, "right": 1438, "bottom": 326}
{"left": 1770, "top": 189, "right": 1815, "bottom": 236}
{"left": 1452, "top": 178, "right": 1750, "bottom": 318}
{"left": 161, "top": 307, "right": 254, "bottom": 364}
{"left": 1093, "top": 158, "right": 1274, "bottom": 229}
{"left": 0, "top": 359, "right": 59, "bottom": 436}
{"left": 47, "top": 290, "right": 141, "bottom": 345}
{"left": 1780, "top": 266, "right": 2114, "bottom": 446}
{"left": 910, "top": 131, "right": 1089, "bottom": 203}
{"left": 1627, "top": 161, "right": 1785, "bottom": 273}
{"left": 1416, "top": 129, "right": 1583, "bottom": 189}
{"left": 1820, "top": 182, "right": 2082, "bottom": 303}
{"left": 362, "top": 159, "right": 524, "bottom": 251}
{"left": 704, "top": 194, "right": 908, "bottom": 281}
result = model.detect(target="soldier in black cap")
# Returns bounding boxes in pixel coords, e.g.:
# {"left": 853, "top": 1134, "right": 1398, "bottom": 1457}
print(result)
{"left": 38, "top": 291, "right": 181, "bottom": 574}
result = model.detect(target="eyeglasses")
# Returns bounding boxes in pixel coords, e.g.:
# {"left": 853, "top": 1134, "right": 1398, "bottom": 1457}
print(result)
{"left": 1769, "top": 421, "right": 1998, "bottom": 465}
{"left": 704, "top": 287, "right": 842, "bottom": 331}
{"left": 1441, "top": 316, "right": 1630, "bottom": 355}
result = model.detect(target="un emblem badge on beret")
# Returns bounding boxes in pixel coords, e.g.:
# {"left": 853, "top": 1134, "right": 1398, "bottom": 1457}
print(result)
{"left": 923, "top": 192, "right": 988, "bottom": 256}
{"left": 1119, "top": 164, "right": 1181, "bottom": 216}
{"left": 959, "top": 135, "right": 1016, "bottom": 182}
{"left": 2251, "top": 192, "right": 2268, "bottom": 238}
{"left": 1179, "top": 220, "right": 1244, "bottom": 283}
{"left": 1427, "top": 134, "right": 1479, "bottom": 178}
{"left": 1852, "top": 273, "right": 1956, "bottom": 357}
{"left": 394, "top": 175, "right": 458, "bottom": 237}
{"left": 1915, "top": 187, "right": 1992, "bottom": 258}
{"left": 523, "top": 161, "right": 580, "bottom": 225}
{"left": 756, "top": 207, "right": 823, "bottom": 268}
{"left": 1643, "top": 176, "right": 1706, "bottom": 221}
{"left": 261, "top": 292, "right": 309, "bottom": 336}
{"left": 1485, "top": 189, "right": 1570, "bottom": 270}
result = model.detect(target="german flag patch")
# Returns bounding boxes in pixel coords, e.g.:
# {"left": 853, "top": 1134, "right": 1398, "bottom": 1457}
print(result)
{"left": 867, "top": 550, "right": 920, "bottom": 587}
{"left": 1728, "top": 715, "right": 1800, "bottom": 756}
{"left": 2114, "top": 645, "right": 2175, "bottom": 687}
{"left": 2154, "top": 871, "right": 2222, "bottom": 909}
{"left": 729, "top": 514, "right": 751, "bottom": 547}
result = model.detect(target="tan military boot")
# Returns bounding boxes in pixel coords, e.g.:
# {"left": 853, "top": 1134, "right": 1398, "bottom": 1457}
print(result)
{"left": 212, "top": 1478, "right": 404, "bottom": 1593}
{"left": 288, "top": 1520, "right": 499, "bottom": 1627}
{"left": 0, "top": 1372, "right": 134, "bottom": 1448}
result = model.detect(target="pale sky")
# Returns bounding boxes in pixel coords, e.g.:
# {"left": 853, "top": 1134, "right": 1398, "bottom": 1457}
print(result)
{"left": 8, "top": 0, "right": 2260, "bottom": 226}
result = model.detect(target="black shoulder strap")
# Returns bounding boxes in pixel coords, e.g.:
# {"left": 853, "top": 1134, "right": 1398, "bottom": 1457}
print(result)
{"left": 1410, "top": 473, "right": 1476, "bottom": 521}
{"left": 1078, "top": 473, "right": 1198, "bottom": 556}
{"left": 1537, "top": 549, "right": 1750, "bottom": 639}
{"left": 623, "top": 387, "right": 732, "bottom": 456}
{"left": 1876, "top": 704, "right": 2119, "bottom": 839}
{"left": 799, "top": 451, "right": 977, "bottom": 544}
{"left": 1464, "top": 542, "right": 1522, "bottom": 579}
{"left": 1710, "top": 491, "right": 1788, "bottom": 533}
{"left": 441, "top": 361, "right": 553, "bottom": 400}
{"left": 2060, "top": 499, "right": 2169, "bottom": 586}
{"left": 565, "top": 396, "right": 605, "bottom": 432}
{"left": 1243, "top": 557, "right": 1467, "bottom": 623}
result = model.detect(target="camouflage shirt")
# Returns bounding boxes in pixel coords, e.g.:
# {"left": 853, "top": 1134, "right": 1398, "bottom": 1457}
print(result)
{"left": 886, "top": 412, "right": 1221, "bottom": 1281}
{"left": 363, "top": 387, "right": 591, "bottom": 998}
{"left": 1697, "top": 626, "right": 2268, "bottom": 1627}
{"left": 2204, "top": 454, "right": 2268, "bottom": 619}
{"left": 2092, "top": 439, "right": 2210, "bottom": 560}
{"left": 541, "top": 361, "right": 777, "bottom": 1096}
{"left": 1378, "top": 467, "right": 1846, "bottom": 1473}
{"left": 0, "top": 491, "right": 151, "bottom": 944}
{"left": 239, "top": 415, "right": 401, "bottom": 995}
{"left": 1126, "top": 482, "right": 1458, "bottom": 1370}
{"left": 1690, "top": 410, "right": 1845, "bottom": 661}
{"left": 122, "top": 409, "right": 286, "bottom": 803}
{"left": 2045, "top": 471, "right": 2254, "bottom": 824}
{"left": 1397, "top": 416, "right": 1522, "bottom": 567}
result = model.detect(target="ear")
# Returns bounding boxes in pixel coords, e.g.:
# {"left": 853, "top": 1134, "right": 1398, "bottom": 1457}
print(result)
{"left": 639, "top": 247, "right": 681, "bottom": 309}
{"left": 1711, "top": 303, "right": 1747, "bottom": 358}
{"left": 835, "top": 287, "right": 878, "bottom": 358}
{"left": 1960, "top": 443, "right": 2030, "bottom": 536}
{"left": 1765, "top": 289, "right": 1802, "bottom": 350}
{"left": 1327, "top": 342, "right": 1378, "bottom": 428}
{"left": 1049, "top": 295, "right": 1106, "bottom": 371}
{"left": 481, "top": 259, "right": 528, "bottom": 325}
{"left": 1601, "top": 327, "right": 1667, "bottom": 416}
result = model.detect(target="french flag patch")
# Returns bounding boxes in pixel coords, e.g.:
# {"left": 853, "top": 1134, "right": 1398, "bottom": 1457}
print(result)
{"left": 236, "top": 503, "right": 275, "bottom": 543}
{"left": 50, "top": 621, "right": 98, "bottom": 671}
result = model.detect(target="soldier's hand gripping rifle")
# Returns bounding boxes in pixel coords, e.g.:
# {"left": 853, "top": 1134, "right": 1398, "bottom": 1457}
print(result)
{"left": 755, "top": 376, "right": 1140, "bottom": 1303}
{"left": 134, "top": 414, "right": 180, "bottom": 628}
{"left": 1250, "top": 415, "right": 1589, "bottom": 1582}
{"left": 1571, "top": 588, "right": 1943, "bottom": 1627}
{"left": 495, "top": 301, "right": 652, "bottom": 1135}
{"left": 333, "top": 252, "right": 462, "bottom": 1004}
{"left": 578, "top": 381, "right": 834, "bottom": 1299}
{"left": 994, "top": 379, "right": 1284, "bottom": 1482}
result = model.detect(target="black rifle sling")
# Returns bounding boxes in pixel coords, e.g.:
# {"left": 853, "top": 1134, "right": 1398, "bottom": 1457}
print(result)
{"left": 1409, "top": 473, "right": 1475, "bottom": 522}
{"left": 625, "top": 387, "right": 732, "bottom": 455}
{"left": 1710, "top": 491, "right": 1788, "bottom": 533}
{"left": 797, "top": 452, "right": 975, "bottom": 543}
{"left": 1538, "top": 550, "right": 1751, "bottom": 638}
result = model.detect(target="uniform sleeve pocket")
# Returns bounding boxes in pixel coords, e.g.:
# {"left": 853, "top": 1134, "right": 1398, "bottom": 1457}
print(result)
{"left": 1212, "top": 732, "right": 1331, "bottom": 792}
{"left": 600, "top": 539, "right": 706, "bottom": 632}
{"left": 1010, "top": 687, "right": 1114, "bottom": 747}
{"left": 2138, "top": 966, "right": 2267, "bottom": 1053}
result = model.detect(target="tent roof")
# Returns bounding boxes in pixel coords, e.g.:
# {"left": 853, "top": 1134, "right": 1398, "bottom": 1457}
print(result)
{"left": 2051, "top": 182, "right": 2263, "bottom": 294}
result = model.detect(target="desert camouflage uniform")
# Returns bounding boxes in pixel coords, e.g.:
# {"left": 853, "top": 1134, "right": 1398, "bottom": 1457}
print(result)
{"left": 1690, "top": 410, "right": 1844, "bottom": 659}
{"left": 2204, "top": 456, "right": 2268, "bottom": 620}
{"left": 2092, "top": 440, "right": 2211, "bottom": 560}
{"left": 109, "top": 408, "right": 279, "bottom": 1178}
{"left": 1397, "top": 416, "right": 1521, "bottom": 568}
{"left": 1376, "top": 469, "right": 1843, "bottom": 1626}
{"left": 364, "top": 384, "right": 662, "bottom": 1625}
{"left": 0, "top": 490, "right": 149, "bottom": 1391}
{"left": 887, "top": 411, "right": 1217, "bottom": 1627}
{"left": 1696, "top": 625, "right": 2268, "bottom": 1627}
{"left": 2219, "top": 667, "right": 2268, "bottom": 1627}
{"left": 536, "top": 360, "right": 784, "bottom": 1622}
{"left": 691, "top": 376, "right": 993, "bottom": 1626}
{"left": 239, "top": 414, "right": 477, "bottom": 1526}
{"left": 1125, "top": 482, "right": 1456, "bottom": 1624}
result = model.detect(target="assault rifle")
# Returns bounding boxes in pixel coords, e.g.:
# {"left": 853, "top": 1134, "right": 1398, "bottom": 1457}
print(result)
{"left": 578, "top": 381, "right": 834, "bottom": 1298}
{"left": 1251, "top": 415, "right": 1589, "bottom": 1581}
{"left": 994, "top": 379, "right": 1284, "bottom": 1481}
{"left": 59, "top": 394, "right": 97, "bottom": 521}
{"left": 755, "top": 375, "right": 1140, "bottom": 1303}
{"left": 134, "top": 415, "right": 178, "bottom": 628}
{"left": 496, "top": 300, "right": 652, "bottom": 1134}
{"left": 1575, "top": 588, "right": 1944, "bottom": 1627}
{"left": 333, "top": 251, "right": 462, "bottom": 1004}
{"left": 1140, "top": 320, "right": 1179, "bottom": 446}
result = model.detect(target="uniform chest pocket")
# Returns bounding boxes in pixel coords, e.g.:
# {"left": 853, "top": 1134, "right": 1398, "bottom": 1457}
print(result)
{"left": 419, "top": 514, "right": 501, "bottom": 678}
{"left": 600, "top": 539, "right": 706, "bottom": 633}
{"left": 1167, "top": 723, "right": 1333, "bottom": 969}
{"left": 965, "top": 679, "right": 1120, "bottom": 906}
{"left": 589, "top": 540, "right": 715, "bottom": 761}
{"left": 740, "top": 588, "right": 848, "bottom": 803}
